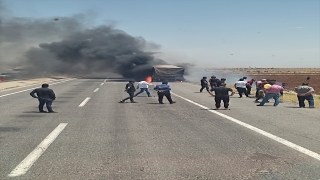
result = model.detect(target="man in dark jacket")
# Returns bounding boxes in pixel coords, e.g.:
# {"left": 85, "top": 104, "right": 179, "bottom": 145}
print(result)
{"left": 119, "top": 80, "right": 137, "bottom": 103}
{"left": 30, "top": 83, "right": 56, "bottom": 113}
{"left": 208, "top": 83, "right": 235, "bottom": 110}
{"left": 209, "top": 76, "right": 219, "bottom": 90}
{"left": 154, "top": 82, "right": 176, "bottom": 104}
{"left": 216, "top": 78, "right": 226, "bottom": 87}
{"left": 200, "top": 77, "right": 209, "bottom": 92}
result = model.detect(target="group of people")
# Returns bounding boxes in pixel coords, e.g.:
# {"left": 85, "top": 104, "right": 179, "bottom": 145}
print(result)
{"left": 28, "top": 76, "right": 315, "bottom": 113}
{"left": 118, "top": 80, "right": 176, "bottom": 104}
{"left": 200, "top": 76, "right": 226, "bottom": 93}
{"left": 199, "top": 75, "right": 316, "bottom": 110}
{"left": 200, "top": 76, "right": 234, "bottom": 110}
{"left": 254, "top": 78, "right": 315, "bottom": 108}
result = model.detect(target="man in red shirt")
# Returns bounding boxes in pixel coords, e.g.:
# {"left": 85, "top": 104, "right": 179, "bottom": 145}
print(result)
{"left": 246, "top": 78, "right": 256, "bottom": 95}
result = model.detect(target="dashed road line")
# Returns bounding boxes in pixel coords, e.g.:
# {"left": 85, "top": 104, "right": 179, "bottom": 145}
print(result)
{"left": 172, "top": 92, "right": 320, "bottom": 161}
{"left": 93, "top": 88, "right": 99, "bottom": 92}
{"left": 100, "top": 83, "right": 104, "bottom": 86}
{"left": 8, "top": 123, "right": 68, "bottom": 177}
{"left": 79, "top": 97, "right": 91, "bottom": 107}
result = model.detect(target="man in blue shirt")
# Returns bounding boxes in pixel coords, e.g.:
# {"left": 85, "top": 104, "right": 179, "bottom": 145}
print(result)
{"left": 200, "top": 77, "right": 209, "bottom": 92}
{"left": 154, "top": 82, "right": 176, "bottom": 104}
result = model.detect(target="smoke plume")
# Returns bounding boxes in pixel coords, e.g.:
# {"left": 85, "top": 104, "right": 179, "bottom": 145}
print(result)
{"left": 26, "top": 25, "right": 168, "bottom": 79}
{"left": 0, "top": 1, "right": 170, "bottom": 79}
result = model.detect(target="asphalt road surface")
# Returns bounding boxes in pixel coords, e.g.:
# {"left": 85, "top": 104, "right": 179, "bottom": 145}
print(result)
{"left": 1, "top": 78, "right": 320, "bottom": 180}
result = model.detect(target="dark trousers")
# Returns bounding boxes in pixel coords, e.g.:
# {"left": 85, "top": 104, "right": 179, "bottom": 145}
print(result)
{"left": 158, "top": 92, "right": 173, "bottom": 103}
{"left": 246, "top": 85, "right": 252, "bottom": 95}
{"left": 38, "top": 98, "right": 53, "bottom": 112}
{"left": 200, "top": 85, "right": 209, "bottom": 92}
{"left": 255, "top": 88, "right": 261, "bottom": 98}
{"left": 215, "top": 95, "right": 230, "bottom": 108}
{"left": 236, "top": 87, "right": 248, "bottom": 97}
{"left": 297, "top": 95, "right": 314, "bottom": 107}
{"left": 122, "top": 92, "right": 135, "bottom": 102}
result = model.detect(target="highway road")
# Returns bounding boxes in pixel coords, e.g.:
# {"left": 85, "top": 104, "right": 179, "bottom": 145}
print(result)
{"left": 1, "top": 78, "right": 320, "bottom": 179}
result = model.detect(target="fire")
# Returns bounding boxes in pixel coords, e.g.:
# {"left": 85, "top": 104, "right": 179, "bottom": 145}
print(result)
{"left": 146, "top": 76, "right": 152, "bottom": 82}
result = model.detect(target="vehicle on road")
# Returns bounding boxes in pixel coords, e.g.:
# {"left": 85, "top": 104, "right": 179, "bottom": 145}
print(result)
{"left": 151, "top": 65, "right": 185, "bottom": 82}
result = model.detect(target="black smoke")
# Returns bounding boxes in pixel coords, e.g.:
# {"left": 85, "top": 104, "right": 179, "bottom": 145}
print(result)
{"left": 26, "top": 25, "right": 169, "bottom": 79}
{"left": 0, "top": 0, "right": 170, "bottom": 79}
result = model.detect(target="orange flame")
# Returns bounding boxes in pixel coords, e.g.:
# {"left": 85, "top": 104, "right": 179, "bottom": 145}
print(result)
{"left": 146, "top": 76, "right": 152, "bottom": 82}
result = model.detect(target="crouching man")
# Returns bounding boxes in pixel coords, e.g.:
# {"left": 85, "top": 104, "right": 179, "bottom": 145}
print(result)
{"left": 257, "top": 81, "right": 283, "bottom": 107}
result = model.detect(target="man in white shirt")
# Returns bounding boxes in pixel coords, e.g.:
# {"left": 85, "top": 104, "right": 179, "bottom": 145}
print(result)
{"left": 234, "top": 78, "right": 249, "bottom": 98}
{"left": 134, "top": 81, "right": 152, "bottom": 97}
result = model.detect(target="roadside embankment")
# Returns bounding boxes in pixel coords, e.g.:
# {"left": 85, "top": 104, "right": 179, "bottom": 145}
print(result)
{"left": 0, "top": 76, "right": 70, "bottom": 92}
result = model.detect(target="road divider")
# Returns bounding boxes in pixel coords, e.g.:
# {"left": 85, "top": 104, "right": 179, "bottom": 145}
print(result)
{"left": 171, "top": 92, "right": 320, "bottom": 161}
{"left": 8, "top": 123, "right": 68, "bottom": 177}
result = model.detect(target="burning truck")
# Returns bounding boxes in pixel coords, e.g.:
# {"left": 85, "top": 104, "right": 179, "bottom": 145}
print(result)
{"left": 148, "top": 64, "right": 185, "bottom": 82}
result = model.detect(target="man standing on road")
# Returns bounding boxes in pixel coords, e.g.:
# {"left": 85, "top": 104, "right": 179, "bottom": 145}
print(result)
{"left": 246, "top": 78, "right": 256, "bottom": 95}
{"left": 30, "top": 83, "right": 56, "bottom": 113}
{"left": 154, "top": 82, "right": 176, "bottom": 104}
{"left": 134, "top": 80, "right": 152, "bottom": 97}
{"left": 209, "top": 76, "right": 219, "bottom": 90}
{"left": 217, "top": 78, "right": 226, "bottom": 87}
{"left": 294, "top": 83, "right": 315, "bottom": 108}
{"left": 208, "top": 83, "right": 235, "bottom": 110}
{"left": 119, "top": 80, "right": 137, "bottom": 103}
{"left": 200, "top": 76, "right": 209, "bottom": 92}
{"left": 234, "top": 78, "right": 248, "bottom": 98}
{"left": 257, "top": 81, "right": 284, "bottom": 107}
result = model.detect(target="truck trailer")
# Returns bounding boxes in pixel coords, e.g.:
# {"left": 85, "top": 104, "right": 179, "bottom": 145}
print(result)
{"left": 151, "top": 65, "right": 185, "bottom": 82}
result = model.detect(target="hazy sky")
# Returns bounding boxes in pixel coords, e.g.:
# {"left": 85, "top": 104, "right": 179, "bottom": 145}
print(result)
{"left": 2, "top": 0, "right": 320, "bottom": 68}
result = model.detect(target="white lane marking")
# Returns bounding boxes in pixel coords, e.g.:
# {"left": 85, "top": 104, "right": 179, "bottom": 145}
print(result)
{"left": 100, "top": 83, "right": 104, "bottom": 86}
{"left": 79, "top": 97, "right": 91, "bottom": 107}
{"left": 171, "top": 92, "right": 320, "bottom": 161}
{"left": 8, "top": 123, "right": 68, "bottom": 177}
{"left": 104, "top": 79, "right": 108, "bottom": 82}
{"left": 0, "top": 78, "right": 76, "bottom": 98}
{"left": 93, "top": 88, "right": 99, "bottom": 92}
